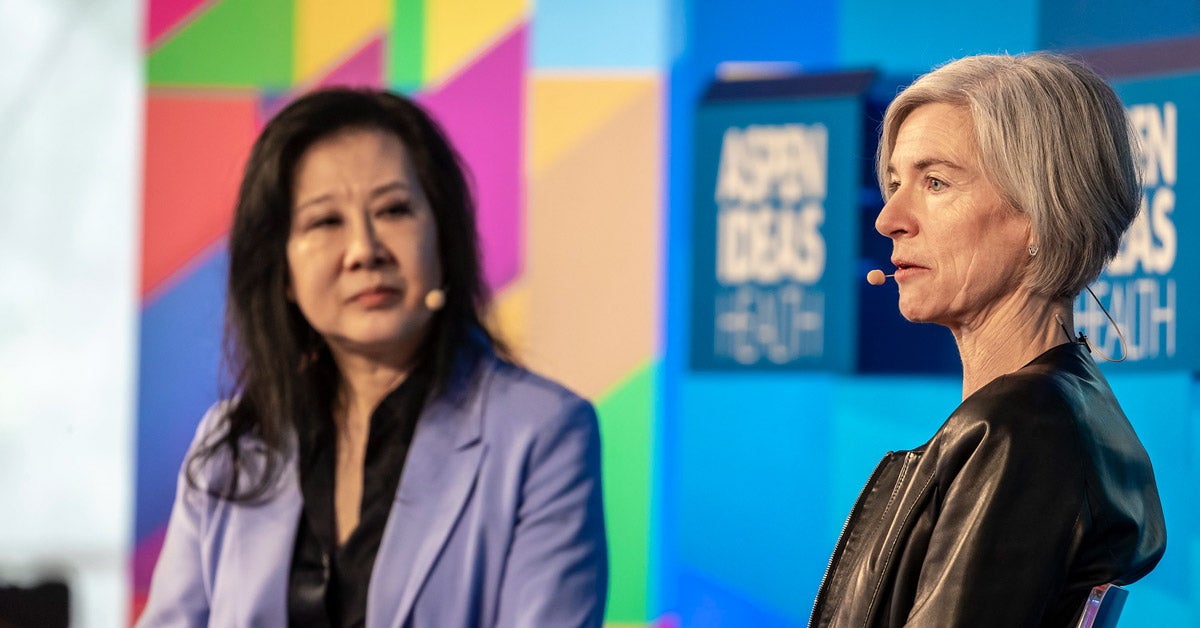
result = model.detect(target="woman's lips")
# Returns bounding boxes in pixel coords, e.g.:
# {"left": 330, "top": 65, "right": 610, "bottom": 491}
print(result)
{"left": 892, "top": 262, "right": 927, "bottom": 282}
{"left": 351, "top": 286, "right": 401, "bottom": 307}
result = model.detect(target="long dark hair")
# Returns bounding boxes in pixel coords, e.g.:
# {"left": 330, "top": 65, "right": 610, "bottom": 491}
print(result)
{"left": 188, "top": 88, "right": 505, "bottom": 500}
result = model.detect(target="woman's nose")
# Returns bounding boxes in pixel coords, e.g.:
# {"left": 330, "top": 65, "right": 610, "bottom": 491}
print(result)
{"left": 345, "top": 216, "right": 392, "bottom": 269}
{"left": 875, "top": 190, "right": 914, "bottom": 239}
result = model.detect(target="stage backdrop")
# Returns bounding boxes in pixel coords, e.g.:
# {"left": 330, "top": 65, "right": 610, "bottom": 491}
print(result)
{"left": 132, "top": 1, "right": 663, "bottom": 625}
{"left": 660, "top": 2, "right": 1199, "bottom": 627}
{"left": 688, "top": 72, "right": 870, "bottom": 373}
{"left": 130, "top": 2, "right": 1200, "bottom": 627}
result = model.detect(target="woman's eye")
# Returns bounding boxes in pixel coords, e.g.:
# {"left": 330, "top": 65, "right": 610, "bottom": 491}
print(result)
{"left": 886, "top": 181, "right": 900, "bottom": 195}
{"left": 308, "top": 215, "right": 341, "bottom": 229}
{"left": 928, "top": 177, "right": 946, "bottom": 192}
{"left": 380, "top": 202, "right": 412, "bottom": 218}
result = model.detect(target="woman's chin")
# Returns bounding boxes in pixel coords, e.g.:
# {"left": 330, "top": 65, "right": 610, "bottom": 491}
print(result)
{"left": 896, "top": 300, "right": 927, "bottom": 323}
{"left": 897, "top": 303, "right": 945, "bottom": 326}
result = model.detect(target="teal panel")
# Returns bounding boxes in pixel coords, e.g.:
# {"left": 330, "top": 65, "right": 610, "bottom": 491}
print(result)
{"left": 672, "top": 372, "right": 836, "bottom": 623}
{"left": 837, "top": 0, "right": 1039, "bottom": 75}
{"left": 1040, "top": 0, "right": 1200, "bottom": 50}
{"left": 1100, "top": 371, "right": 1195, "bottom": 627}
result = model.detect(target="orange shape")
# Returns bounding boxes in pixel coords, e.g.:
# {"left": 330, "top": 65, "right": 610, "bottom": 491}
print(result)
{"left": 525, "top": 77, "right": 662, "bottom": 398}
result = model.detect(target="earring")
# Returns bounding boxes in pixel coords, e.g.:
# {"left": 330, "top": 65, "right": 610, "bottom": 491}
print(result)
{"left": 1028, "top": 244, "right": 1039, "bottom": 257}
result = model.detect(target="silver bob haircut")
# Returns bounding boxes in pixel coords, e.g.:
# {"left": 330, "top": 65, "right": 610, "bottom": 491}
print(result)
{"left": 877, "top": 52, "right": 1141, "bottom": 299}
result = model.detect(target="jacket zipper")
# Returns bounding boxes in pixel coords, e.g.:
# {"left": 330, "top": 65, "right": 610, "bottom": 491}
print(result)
{"left": 808, "top": 452, "right": 894, "bottom": 627}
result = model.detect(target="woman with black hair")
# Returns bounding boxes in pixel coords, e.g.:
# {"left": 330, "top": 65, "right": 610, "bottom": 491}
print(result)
{"left": 139, "top": 88, "right": 608, "bottom": 627}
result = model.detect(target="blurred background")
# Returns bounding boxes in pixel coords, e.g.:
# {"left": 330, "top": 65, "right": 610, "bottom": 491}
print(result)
{"left": 1, "top": 0, "right": 1196, "bottom": 626}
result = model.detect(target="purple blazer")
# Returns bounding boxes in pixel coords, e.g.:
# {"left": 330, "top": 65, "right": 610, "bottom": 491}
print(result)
{"left": 138, "top": 353, "right": 608, "bottom": 627}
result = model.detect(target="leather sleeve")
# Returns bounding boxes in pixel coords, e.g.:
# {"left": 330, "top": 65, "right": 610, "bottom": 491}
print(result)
{"left": 904, "top": 384, "right": 1087, "bottom": 626}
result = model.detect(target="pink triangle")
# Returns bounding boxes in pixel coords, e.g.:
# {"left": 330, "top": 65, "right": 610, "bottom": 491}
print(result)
{"left": 418, "top": 24, "right": 527, "bottom": 293}
{"left": 146, "top": 0, "right": 213, "bottom": 49}
{"left": 319, "top": 36, "right": 386, "bottom": 89}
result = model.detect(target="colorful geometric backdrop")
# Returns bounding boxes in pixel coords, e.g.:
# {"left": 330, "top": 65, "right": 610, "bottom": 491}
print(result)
{"left": 133, "top": 1, "right": 659, "bottom": 624}
{"left": 127, "top": 2, "right": 1200, "bottom": 627}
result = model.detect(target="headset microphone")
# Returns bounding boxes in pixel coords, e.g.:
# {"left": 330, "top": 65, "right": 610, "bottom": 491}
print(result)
{"left": 866, "top": 269, "right": 894, "bottom": 286}
{"left": 424, "top": 288, "right": 446, "bottom": 311}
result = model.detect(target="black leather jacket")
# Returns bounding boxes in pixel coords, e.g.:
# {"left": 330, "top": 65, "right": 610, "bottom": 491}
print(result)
{"left": 809, "top": 342, "right": 1166, "bottom": 627}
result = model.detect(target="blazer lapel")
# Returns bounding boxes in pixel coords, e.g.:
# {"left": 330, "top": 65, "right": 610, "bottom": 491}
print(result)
{"left": 210, "top": 443, "right": 303, "bottom": 626}
{"left": 368, "top": 359, "right": 492, "bottom": 627}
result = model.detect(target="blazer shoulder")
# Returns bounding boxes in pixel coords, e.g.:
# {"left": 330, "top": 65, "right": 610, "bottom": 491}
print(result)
{"left": 475, "top": 358, "right": 597, "bottom": 433}
{"left": 486, "top": 358, "right": 592, "bottom": 408}
{"left": 181, "top": 400, "right": 236, "bottom": 486}
{"left": 182, "top": 399, "right": 289, "bottom": 498}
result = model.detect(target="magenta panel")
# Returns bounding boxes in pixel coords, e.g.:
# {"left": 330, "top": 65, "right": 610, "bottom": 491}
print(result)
{"left": 418, "top": 24, "right": 527, "bottom": 292}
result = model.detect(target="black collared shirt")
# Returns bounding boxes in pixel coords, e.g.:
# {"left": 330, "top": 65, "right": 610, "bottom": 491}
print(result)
{"left": 287, "top": 365, "right": 431, "bottom": 627}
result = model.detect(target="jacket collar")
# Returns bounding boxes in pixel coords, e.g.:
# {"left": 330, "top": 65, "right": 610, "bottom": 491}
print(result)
{"left": 365, "top": 344, "right": 495, "bottom": 627}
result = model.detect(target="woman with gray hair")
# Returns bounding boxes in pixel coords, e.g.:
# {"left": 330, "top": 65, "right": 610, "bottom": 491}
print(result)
{"left": 810, "top": 53, "right": 1166, "bottom": 627}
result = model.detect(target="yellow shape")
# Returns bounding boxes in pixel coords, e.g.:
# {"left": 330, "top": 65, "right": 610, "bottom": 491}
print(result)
{"left": 529, "top": 76, "right": 657, "bottom": 176}
{"left": 491, "top": 279, "right": 530, "bottom": 360}
{"left": 425, "top": 0, "right": 526, "bottom": 86}
{"left": 295, "top": 0, "right": 392, "bottom": 82}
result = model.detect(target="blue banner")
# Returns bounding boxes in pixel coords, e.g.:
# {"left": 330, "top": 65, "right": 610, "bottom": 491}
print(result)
{"left": 1076, "top": 73, "right": 1200, "bottom": 370}
{"left": 690, "top": 81, "right": 863, "bottom": 371}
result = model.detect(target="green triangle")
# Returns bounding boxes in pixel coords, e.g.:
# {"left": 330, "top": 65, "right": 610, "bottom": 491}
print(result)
{"left": 596, "top": 361, "right": 656, "bottom": 622}
{"left": 148, "top": 0, "right": 294, "bottom": 89}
